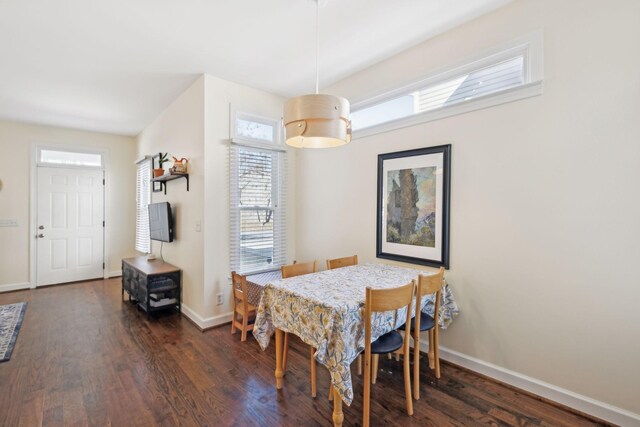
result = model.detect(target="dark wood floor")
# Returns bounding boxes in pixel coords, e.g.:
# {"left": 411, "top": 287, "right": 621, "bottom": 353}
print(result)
{"left": 0, "top": 279, "right": 608, "bottom": 427}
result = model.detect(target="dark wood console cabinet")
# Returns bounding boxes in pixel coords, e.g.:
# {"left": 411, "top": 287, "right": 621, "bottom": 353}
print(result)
{"left": 122, "top": 257, "right": 181, "bottom": 319}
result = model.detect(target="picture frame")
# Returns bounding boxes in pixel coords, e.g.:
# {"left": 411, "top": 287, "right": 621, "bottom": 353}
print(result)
{"left": 376, "top": 144, "right": 451, "bottom": 268}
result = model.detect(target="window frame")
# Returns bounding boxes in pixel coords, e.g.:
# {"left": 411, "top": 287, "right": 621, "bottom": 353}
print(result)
{"left": 230, "top": 144, "right": 286, "bottom": 275}
{"left": 36, "top": 146, "right": 104, "bottom": 169}
{"left": 351, "top": 30, "right": 543, "bottom": 139}
{"left": 230, "top": 107, "right": 283, "bottom": 147}
{"left": 230, "top": 110, "right": 286, "bottom": 275}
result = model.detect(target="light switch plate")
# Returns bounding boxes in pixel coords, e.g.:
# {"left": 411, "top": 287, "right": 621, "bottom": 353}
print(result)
{"left": 0, "top": 219, "right": 18, "bottom": 227}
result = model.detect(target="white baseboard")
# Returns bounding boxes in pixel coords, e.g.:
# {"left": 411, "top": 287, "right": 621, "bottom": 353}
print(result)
{"left": 180, "top": 304, "right": 232, "bottom": 330}
{"left": 108, "top": 270, "right": 122, "bottom": 278}
{"left": 417, "top": 339, "right": 640, "bottom": 426}
{"left": 0, "top": 282, "right": 32, "bottom": 293}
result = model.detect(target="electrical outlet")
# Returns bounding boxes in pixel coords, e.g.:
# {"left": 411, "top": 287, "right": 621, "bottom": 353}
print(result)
{"left": 216, "top": 293, "right": 223, "bottom": 305}
{"left": 195, "top": 220, "right": 201, "bottom": 232}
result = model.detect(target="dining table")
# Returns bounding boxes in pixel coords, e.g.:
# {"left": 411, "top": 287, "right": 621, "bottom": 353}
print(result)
{"left": 252, "top": 263, "right": 459, "bottom": 427}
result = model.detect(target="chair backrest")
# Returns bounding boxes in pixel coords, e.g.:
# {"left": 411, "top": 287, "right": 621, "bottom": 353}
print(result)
{"left": 364, "top": 280, "right": 416, "bottom": 355}
{"left": 365, "top": 281, "right": 416, "bottom": 314}
{"left": 231, "top": 271, "right": 249, "bottom": 312}
{"left": 281, "top": 260, "right": 318, "bottom": 279}
{"left": 415, "top": 267, "right": 445, "bottom": 331}
{"left": 326, "top": 255, "right": 358, "bottom": 270}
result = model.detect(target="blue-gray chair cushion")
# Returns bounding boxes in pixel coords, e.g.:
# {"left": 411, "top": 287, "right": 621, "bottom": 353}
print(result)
{"left": 410, "top": 312, "right": 436, "bottom": 332}
{"left": 370, "top": 330, "right": 403, "bottom": 354}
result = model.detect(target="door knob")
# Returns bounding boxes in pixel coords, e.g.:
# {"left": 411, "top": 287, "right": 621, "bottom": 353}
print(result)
{"left": 37, "top": 233, "right": 44, "bottom": 238}
{"left": 38, "top": 225, "right": 45, "bottom": 230}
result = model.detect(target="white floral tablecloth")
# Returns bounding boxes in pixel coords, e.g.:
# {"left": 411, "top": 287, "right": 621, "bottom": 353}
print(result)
{"left": 252, "top": 263, "right": 459, "bottom": 406}
{"left": 245, "top": 270, "right": 282, "bottom": 306}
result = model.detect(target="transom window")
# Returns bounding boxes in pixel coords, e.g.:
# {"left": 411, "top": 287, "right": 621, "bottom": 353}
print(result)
{"left": 351, "top": 31, "right": 543, "bottom": 137}
{"left": 232, "top": 111, "right": 280, "bottom": 144}
{"left": 38, "top": 148, "right": 103, "bottom": 168}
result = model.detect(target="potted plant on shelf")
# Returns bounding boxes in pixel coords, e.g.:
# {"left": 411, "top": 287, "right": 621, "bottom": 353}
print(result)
{"left": 154, "top": 152, "right": 169, "bottom": 177}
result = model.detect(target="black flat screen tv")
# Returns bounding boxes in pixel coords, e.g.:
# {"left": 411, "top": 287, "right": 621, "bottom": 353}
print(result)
{"left": 148, "top": 202, "right": 173, "bottom": 243}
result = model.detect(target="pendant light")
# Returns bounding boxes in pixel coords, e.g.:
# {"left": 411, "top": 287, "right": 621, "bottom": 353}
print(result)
{"left": 284, "top": 0, "right": 351, "bottom": 148}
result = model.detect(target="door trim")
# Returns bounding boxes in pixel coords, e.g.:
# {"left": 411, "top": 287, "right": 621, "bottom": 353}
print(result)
{"left": 29, "top": 143, "right": 110, "bottom": 288}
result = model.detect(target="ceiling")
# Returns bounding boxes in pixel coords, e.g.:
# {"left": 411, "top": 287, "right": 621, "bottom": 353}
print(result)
{"left": 0, "top": 0, "right": 512, "bottom": 136}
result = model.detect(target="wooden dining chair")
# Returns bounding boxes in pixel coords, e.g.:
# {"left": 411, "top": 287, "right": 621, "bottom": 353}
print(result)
{"left": 363, "top": 281, "right": 415, "bottom": 426}
{"left": 410, "top": 267, "right": 445, "bottom": 400}
{"left": 230, "top": 271, "right": 257, "bottom": 342}
{"left": 281, "top": 260, "right": 318, "bottom": 397}
{"left": 281, "top": 260, "right": 318, "bottom": 279}
{"left": 326, "top": 254, "right": 364, "bottom": 376}
{"left": 326, "top": 255, "right": 358, "bottom": 270}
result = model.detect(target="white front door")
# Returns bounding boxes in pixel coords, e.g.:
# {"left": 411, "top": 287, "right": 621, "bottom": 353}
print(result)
{"left": 36, "top": 167, "right": 104, "bottom": 286}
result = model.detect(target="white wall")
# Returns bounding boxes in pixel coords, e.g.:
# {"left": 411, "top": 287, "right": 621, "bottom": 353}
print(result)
{"left": 0, "top": 121, "right": 136, "bottom": 289}
{"left": 295, "top": 0, "right": 640, "bottom": 419}
{"left": 202, "top": 74, "right": 293, "bottom": 321}
{"left": 136, "top": 76, "right": 206, "bottom": 316}
{"left": 136, "top": 74, "right": 291, "bottom": 325}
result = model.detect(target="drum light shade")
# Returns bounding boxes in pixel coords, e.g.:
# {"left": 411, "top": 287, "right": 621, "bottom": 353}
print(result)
{"left": 284, "top": 94, "right": 352, "bottom": 148}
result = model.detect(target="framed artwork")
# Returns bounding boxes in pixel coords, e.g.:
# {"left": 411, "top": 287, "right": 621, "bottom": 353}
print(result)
{"left": 376, "top": 144, "right": 451, "bottom": 268}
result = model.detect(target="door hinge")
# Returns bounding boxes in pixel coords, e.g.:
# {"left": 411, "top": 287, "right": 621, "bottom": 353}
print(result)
{"left": 102, "top": 262, "right": 105, "bottom": 270}
{"left": 103, "top": 220, "right": 105, "bottom": 227}
{"left": 102, "top": 178, "right": 105, "bottom": 185}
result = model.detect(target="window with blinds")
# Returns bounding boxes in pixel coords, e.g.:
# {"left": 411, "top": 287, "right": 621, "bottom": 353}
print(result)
{"left": 350, "top": 31, "right": 543, "bottom": 136}
{"left": 135, "top": 158, "right": 151, "bottom": 253}
{"left": 230, "top": 142, "right": 286, "bottom": 275}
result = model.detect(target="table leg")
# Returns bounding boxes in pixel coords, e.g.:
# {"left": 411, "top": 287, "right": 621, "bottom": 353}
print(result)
{"left": 310, "top": 347, "right": 317, "bottom": 398}
{"left": 275, "top": 328, "right": 284, "bottom": 389}
{"left": 428, "top": 329, "right": 435, "bottom": 370}
{"left": 331, "top": 385, "right": 343, "bottom": 427}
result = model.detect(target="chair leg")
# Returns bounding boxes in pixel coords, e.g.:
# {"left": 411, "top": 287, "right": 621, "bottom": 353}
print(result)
{"left": 428, "top": 329, "right": 435, "bottom": 370}
{"left": 282, "top": 333, "right": 289, "bottom": 371}
{"left": 363, "top": 353, "right": 371, "bottom": 427}
{"left": 310, "top": 347, "right": 317, "bottom": 398}
{"left": 231, "top": 312, "right": 237, "bottom": 334}
{"left": 413, "top": 334, "right": 420, "bottom": 400}
{"left": 328, "top": 384, "right": 333, "bottom": 401}
{"left": 357, "top": 355, "right": 362, "bottom": 375}
{"left": 434, "top": 328, "right": 441, "bottom": 379}
{"left": 241, "top": 314, "right": 248, "bottom": 342}
{"left": 371, "top": 354, "right": 379, "bottom": 384}
{"left": 404, "top": 343, "right": 413, "bottom": 416}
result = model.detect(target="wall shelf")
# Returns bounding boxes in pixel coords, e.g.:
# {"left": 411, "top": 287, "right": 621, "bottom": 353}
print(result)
{"left": 151, "top": 173, "right": 189, "bottom": 195}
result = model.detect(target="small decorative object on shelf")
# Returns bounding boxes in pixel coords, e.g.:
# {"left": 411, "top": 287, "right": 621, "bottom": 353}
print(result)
{"left": 154, "top": 152, "right": 169, "bottom": 177}
{"left": 170, "top": 157, "right": 188, "bottom": 175}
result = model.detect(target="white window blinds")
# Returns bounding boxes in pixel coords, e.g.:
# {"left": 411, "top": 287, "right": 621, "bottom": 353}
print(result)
{"left": 135, "top": 158, "right": 151, "bottom": 253}
{"left": 230, "top": 144, "right": 286, "bottom": 274}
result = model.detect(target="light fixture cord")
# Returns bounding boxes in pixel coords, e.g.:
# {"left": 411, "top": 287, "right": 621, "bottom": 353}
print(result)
{"left": 315, "top": 0, "right": 319, "bottom": 94}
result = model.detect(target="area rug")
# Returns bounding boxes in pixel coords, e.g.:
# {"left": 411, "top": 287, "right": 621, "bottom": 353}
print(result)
{"left": 0, "top": 302, "right": 27, "bottom": 363}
